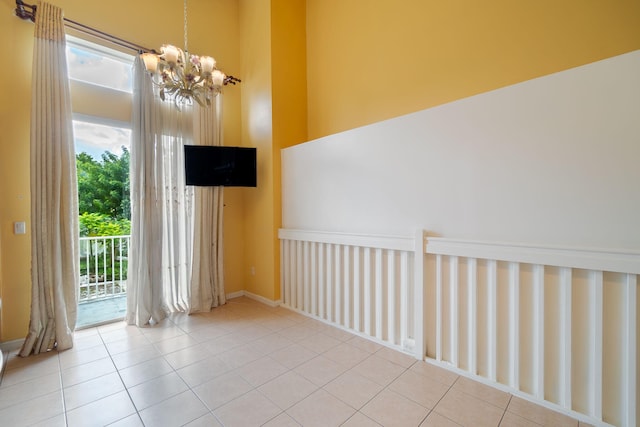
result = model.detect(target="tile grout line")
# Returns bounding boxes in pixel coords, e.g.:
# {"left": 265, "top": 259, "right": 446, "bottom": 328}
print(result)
{"left": 497, "top": 394, "right": 514, "bottom": 427}
{"left": 98, "top": 323, "right": 146, "bottom": 427}
{"left": 55, "top": 350, "right": 69, "bottom": 427}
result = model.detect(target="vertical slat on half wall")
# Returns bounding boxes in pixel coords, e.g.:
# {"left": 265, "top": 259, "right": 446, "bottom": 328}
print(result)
{"left": 450, "top": 256, "right": 459, "bottom": 367}
{"left": 375, "top": 248, "right": 384, "bottom": 340}
{"left": 286, "top": 240, "right": 294, "bottom": 306}
{"left": 509, "top": 262, "right": 520, "bottom": 389}
{"left": 353, "top": 246, "right": 361, "bottom": 332}
{"left": 532, "top": 264, "right": 545, "bottom": 400}
{"left": 326, "top": 243, "right": 333, "bottom": 322}
{"left": 303, "top": 241, "right": 310, "bottom": 313}
{"left": 280, "top": 240, "right": 286, "bottom": 305}
{"left": 334, "top": 244, "right": 342, "bottom": 326}
{"left": 318, "top": 243, "right": 325, "bottom": 319}
{"left": 559, "top": 267, "right": 572, "bottom": 409}
{"left": 487, "top": 259, "right": 497, "bottom": 381}
{"left": 291, "top": 240, "right": 302, "bottom": 309}
{"left": 343, "top": 245, "right": 351, "bottom": 329}
{"left": 400, "top": 251, "right": 409, "bottom": 352}
{"left": 435, "top": 254, "right": 443, "bottom": 362}
{"left": 623, "top": 273, "right": 637, "bottom": 427}
{"left": 414, "top": 230, "right": 426, "bottom": 360}
{"left": 364, "top": 247, "right": 372, "bottom": 336}
{"left": 589, "top": 270, "right": 603, "bottom": 420}
{"left": 468, "top": 258, "right": 478, "bottom": 374}
{"left": 388, "top": 250, "right": 397, "bottom": 345}
{"left": 296, "top": 240, "right": 303, "bottom": 310}
{"left": 311, "top": 242, "right": 317, "bottom": 316}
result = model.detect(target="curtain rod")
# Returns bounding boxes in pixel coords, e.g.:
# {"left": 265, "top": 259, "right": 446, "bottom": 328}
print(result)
{"left": 15, "top": 0, "right": 156, "bottom": 53}
{"left": 15, "top": 0, "right": 240, "bottom": 85}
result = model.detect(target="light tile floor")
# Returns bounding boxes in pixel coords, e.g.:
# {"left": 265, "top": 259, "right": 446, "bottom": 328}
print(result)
{"left": 0, "top": 297, "right": 588, "bottom": 427}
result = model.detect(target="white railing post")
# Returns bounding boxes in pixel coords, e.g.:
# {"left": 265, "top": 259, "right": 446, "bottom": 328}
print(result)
{"left": 532, "top": 264, "right": 545, "bottom": 400}
{"left": 622, "top": 273, "right": 637, "bottom": 427}
{"left": 467, "top": 257, "right": 477, "bottom": 374}
{"left": 559, "top": 267, "right": 572, "bottom": 410}
{"left": 588, "top": 270, "right": 603, "bottom": 420}
{"left": 387, "top": 250, "right": 396, "bottom": 345}
{"left": 435, "top": 254, "right": 443, "bottom": 362}
{"left": 450, "top": 256, "right": 459, "bottom": 367}
{"left": 508, "top": 262, "right": 520, "bottom": 389}
{"left": 487, "top": 259, "right": 497, "bottom": 382}
{"left": 414, "top": 230, "right": 425, "bottom": 360}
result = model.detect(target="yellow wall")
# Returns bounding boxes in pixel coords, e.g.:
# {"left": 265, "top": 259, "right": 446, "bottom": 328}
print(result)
{"left": 306, "top": 0, "right": 640, "bottom": 139}
{"left": 271, "top": 0, "right": 307, "bottom": 300}
{"left": 238, "top": 0, "right": 275, "bottom": 300}
{"left": 0, "top": 0, "right": 242, "bottom": 342}
{"left": 0, "top": 0, "right": 39, "bottom": 343}
{"left": 236, "top": 0, "right": 307, "bottom": 302}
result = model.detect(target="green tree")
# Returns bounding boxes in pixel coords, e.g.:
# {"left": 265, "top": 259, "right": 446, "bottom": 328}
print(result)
{"left": 76, "top": 152, "right": 101, "bottom": 216}
{"left": 76, "top": 147, "right": 130, "bottom": 221}
{"left": 79, "top": 212, "right": 131, "bottom": 237}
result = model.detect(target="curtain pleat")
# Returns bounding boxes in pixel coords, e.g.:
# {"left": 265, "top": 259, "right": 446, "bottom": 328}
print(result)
{"left": 158, "top": 103, "right": 194, "bottom": 313}
{"left": 128, "top": 58, "right": 224, "bottom": 326}
{"left": 20, "top": 1, "right": 79, "bottom": 356}
{"left": 190, "top": 96, "right": 225, "bottom": 313}
{"left": 127, "top": 57, "right": 165, "bottom": 326}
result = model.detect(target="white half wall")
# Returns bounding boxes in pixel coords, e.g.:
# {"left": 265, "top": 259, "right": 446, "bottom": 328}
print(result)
{"left": 282, "top": 51, "right": 640, "bottom": 250}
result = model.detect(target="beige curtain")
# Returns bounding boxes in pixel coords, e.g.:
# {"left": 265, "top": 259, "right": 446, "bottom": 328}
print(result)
{"left": 126, "top": 56, "right": 166, "bottom": 326}
{"left": 127, "top": 58, "right": 225, "bottom": 326}
{"left": 20, "top": 2, "right": 79, "bottom": 356}
{"left": 189, "top": 96, "right": 225, "bottom": 313}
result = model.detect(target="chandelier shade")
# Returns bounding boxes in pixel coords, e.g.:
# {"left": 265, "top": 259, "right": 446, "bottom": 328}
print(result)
{"left": 141, "top": 0, "right": 238, "bottom": 108}
{"left": 142, "top": 46, "right": 226, "bottom": 107}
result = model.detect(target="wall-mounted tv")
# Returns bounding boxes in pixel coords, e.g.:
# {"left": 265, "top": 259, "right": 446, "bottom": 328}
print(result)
{"left": 184, "top": 145, "right": 257, "bottom": 187}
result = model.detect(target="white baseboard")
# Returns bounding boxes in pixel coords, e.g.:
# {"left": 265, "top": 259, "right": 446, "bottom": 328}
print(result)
{"left": 226, "top": 290, "right": 281, "bottom": 308}
{"left": 243, "top": 291, "right": 282, "bottom": 307}
{"left": 225, "top": 291, "right": 245, "bottom": 300}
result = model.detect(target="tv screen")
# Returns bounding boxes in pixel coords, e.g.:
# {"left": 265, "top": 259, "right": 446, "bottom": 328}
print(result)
{"left": 184, "top": 145, "right": 257, "bottom": 187}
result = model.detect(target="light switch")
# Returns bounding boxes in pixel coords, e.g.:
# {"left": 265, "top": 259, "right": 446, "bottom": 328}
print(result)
{"left": 14, "top": 221, "right": 26, "bottom": 235}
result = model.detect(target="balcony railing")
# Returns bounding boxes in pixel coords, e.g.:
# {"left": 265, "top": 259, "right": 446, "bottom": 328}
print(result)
{"left": 79, "top": 235, "right": 129, "bottom": 303}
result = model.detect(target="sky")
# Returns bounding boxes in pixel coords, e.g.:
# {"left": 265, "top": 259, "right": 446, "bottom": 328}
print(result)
{"left": 73, "top": 121, "right": 131, "bottom": 160}
{"left": 67, "top": 46, "right": 133, "bottom": 92}
{"left": 66, "top": 44, "right": 133, "bottom": 160}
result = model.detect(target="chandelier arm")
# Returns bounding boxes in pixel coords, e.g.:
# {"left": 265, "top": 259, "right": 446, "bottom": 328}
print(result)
{"left": 224, "top": 75, "right": 242, "bottom": 85}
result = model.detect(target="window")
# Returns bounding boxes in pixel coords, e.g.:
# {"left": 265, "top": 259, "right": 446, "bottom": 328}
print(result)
{"left": 67, "top": 36, "right": 135, "bottom": 327}
{"left": 66, "top": 36, "right": 133, "bottom": 93}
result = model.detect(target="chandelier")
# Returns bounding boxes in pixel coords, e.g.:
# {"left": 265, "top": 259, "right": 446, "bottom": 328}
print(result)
{"left": 140, "top": 0, "right": 239, "bottom": 107}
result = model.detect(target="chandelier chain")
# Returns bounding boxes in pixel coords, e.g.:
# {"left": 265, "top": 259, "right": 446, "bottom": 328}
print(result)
{"left": 183, "top": 0, "right": 188, "bottom": 52}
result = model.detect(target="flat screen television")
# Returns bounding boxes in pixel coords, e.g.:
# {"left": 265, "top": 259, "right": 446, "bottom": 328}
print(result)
{"left": 184, "top": 145, "right": 257, "bottom": 187}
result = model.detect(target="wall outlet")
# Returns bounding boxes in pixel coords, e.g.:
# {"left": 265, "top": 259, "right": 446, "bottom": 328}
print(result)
{"left": 250, "top": 266, "right": 256, "bottom": 276}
